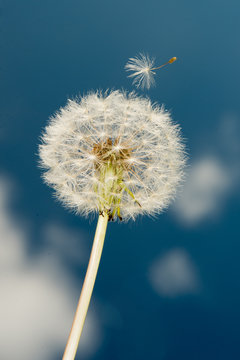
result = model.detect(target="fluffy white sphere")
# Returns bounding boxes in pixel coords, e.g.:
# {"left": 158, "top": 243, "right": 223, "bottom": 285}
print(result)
{"left": 39, "top": 90, "right": 186, "bottom": 221}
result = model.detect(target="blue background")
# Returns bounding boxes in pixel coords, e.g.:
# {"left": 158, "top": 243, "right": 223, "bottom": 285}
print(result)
{"left": 1, "top": 0, "right": 240, "bottom": 359}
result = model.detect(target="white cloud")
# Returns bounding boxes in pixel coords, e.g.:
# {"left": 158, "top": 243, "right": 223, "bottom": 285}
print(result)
{"left": 149, "top": 249, "right": 199, "bottom": 297}
{"left": 173, "top": 157, "right": 232, "bottom": 225}
{"left": 42, "top": 222, "right": 89, "bottom": 266}
{"left": 0, "top": 177, "right": 102, "bottom": 360}
{"left": 172, "top": 115, "right": 240, "bottom": 226}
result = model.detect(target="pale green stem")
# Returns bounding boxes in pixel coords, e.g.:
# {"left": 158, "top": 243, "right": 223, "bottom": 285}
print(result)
{"left": 62, "top": 214, "right": 108, "bottom": 360}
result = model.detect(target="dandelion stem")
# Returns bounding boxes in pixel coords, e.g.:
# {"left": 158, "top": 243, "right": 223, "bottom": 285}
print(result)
{"left": 151, "top": 57, "right": 177, "bottom": 71}
{"left": 62, "top": 213, "right": 109, "bottom": 360}
{"left": 151, "top": 62, "right": 169, "bottom": 71}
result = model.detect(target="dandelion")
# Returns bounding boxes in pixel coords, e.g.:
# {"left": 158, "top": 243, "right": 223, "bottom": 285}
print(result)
{"left": 125, "top": 53, "right": 177, "bottom": 89}
{"left": 39, "top": 89, "right": 185, "bottom": 360}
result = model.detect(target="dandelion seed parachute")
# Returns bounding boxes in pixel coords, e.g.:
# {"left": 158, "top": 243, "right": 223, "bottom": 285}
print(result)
{"left": 39, "top": 90, "right": 185, "bottom": 221}
{"left": 125, "top": 53, "right": 177, "bottom": 90}
{"left": 125, "top": 53, "right": 156, "bottom": 90}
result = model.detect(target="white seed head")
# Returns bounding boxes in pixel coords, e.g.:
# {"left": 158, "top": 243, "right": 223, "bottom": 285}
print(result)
{"left": 39, "top": 90, "right": 186, "bottom": 221}
{"left": 125, "top": 53, "right": 156, "bottom": 90}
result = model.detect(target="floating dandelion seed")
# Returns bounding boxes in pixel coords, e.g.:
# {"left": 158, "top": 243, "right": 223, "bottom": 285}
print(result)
{"left": 39, "top": 90, "right": 186, "bottom": 360}
{"left": 125, "top": 53, "right": 177, "bottom": 89}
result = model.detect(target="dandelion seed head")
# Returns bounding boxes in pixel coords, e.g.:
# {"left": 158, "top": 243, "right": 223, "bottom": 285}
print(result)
{"left": 39, "top": 90, "right": 186, "bottom": 221}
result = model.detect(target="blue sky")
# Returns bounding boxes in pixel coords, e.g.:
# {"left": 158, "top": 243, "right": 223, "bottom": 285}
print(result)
{"left": 1, "top": 0, "right": 240, "bottom": 359}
